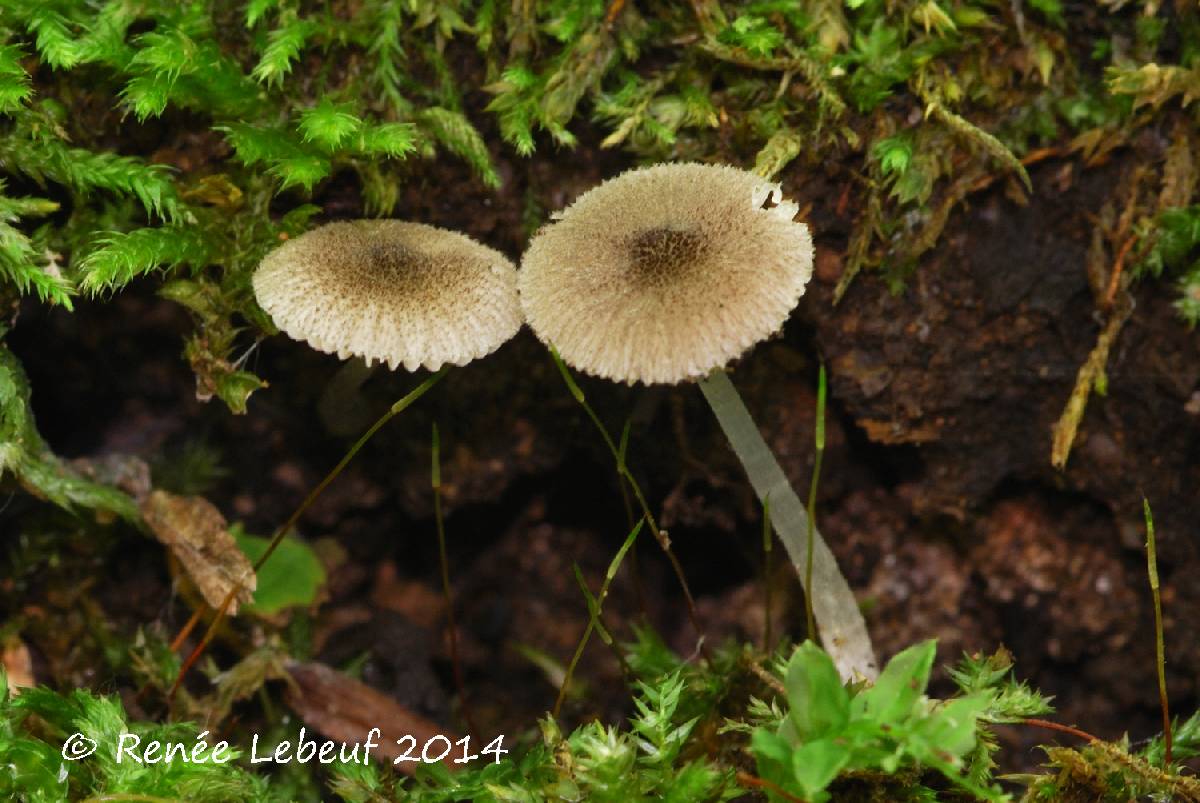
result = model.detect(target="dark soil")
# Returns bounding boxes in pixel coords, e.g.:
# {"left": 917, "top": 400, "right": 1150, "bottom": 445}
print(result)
{"left": 6, "top": 130, "right": 1199, "bottom": 776}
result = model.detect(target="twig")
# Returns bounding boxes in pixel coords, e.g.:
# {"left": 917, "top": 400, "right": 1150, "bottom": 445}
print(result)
{"left": 804, "top": 365, "right": 826, "bottom": 642}
{"left": 432, "top": 424, "right": 475, "bottom": 734}
{"left": 1144, "top": 498, "right": 1172, "bottom": 766}
{"left": 1021, "top": 718, "right": 1101, "bottom": 743}
{"left": 1050, "top": 292, "right": 1133, "bottom": 470}
{"left": 1102, "top": 235, "right": 1136, "bottom": 310}
{"left": 736, "top": 771, "right": 807, "bottom": 802}
{"left": 603, "top": 0, "right": 627, "bottom": 27}
{"left": 745, "top": 657, "right": 787, "bottom": 698}
{"left": 967, "top": 146, "right": 1066, "bottom": 193}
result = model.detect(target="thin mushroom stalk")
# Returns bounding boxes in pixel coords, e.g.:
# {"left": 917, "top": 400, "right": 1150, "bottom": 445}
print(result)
{"left": 699, "top": 369, "right": 876, "bottom": 681}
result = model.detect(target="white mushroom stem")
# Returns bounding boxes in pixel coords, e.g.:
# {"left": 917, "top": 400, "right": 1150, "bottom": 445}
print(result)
{"left": 698, "top": 369, "right": 878, "bottom": 681}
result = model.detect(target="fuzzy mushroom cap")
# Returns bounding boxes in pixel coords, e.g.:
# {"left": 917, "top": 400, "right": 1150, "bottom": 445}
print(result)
{"left": 518, "top": 163, "right": 814, "bottom": 385}
{"left": 253, "top": 220, "right": 521, "bottom": 371}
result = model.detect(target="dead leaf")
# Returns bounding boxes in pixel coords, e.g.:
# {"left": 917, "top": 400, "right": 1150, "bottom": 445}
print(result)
{"left": 141, "top": 490, "right": 255, "bottom": 614}
{"left": 284, "top": 661, "right": 461, "bottom": 775}
{"left": 2, "top": 637, "right": 35, "bottom": 689}
{"left": 70, "top": 454, "right": 152, "bottom": 504}
{"left": 860, "top": 418, "right": 941, "bottom": 444}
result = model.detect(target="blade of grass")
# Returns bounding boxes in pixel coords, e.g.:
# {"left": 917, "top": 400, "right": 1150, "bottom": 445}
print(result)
{"left": 617, "top": 416, "right": 649, "bottom": 617}
{"left": 433, "top": 423, "right": 473, "bottom": 734}
{"left": 1144, "top": 498, "right": 1171, "bottom": 766}
{"left": 554, "top": 518, "right": 643, "bottom": 718}
{"left": 804, "top": 364, "right": 826, "bottom": 642}
{"left": 548, "top": 346, "right": 707, "bottom": 653}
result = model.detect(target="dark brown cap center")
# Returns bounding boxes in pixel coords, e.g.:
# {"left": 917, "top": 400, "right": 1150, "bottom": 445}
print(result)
{"left": 625, "top": 227, "right": 708, "bottom": 286}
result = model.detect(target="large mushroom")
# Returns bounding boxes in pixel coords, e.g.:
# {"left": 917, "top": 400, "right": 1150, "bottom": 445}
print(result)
{"left": 171, "top": 219, "right": 521, "bottom": 692}
{"left": 519, "top": 162, "right": 876, "bottom": 681}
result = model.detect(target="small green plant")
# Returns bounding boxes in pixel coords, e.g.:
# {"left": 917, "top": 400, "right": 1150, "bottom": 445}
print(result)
{"left": 1137, "top": 205, "right": 1200, "bottom": 325}
{"left": 330, "top": 668, "right": 737, "bottom": 802}
{"left": 746, "top": 641, "right": 1051, "bottom": 802}
{"left": 0, "top": 670, "right": 268, "bottom": 802}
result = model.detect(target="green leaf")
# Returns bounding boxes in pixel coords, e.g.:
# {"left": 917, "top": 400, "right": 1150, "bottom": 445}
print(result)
{"left": 910, "top": 695, "right": 990, "bottom": 761}
{"left": 23, "top": 5, "right": 82, "bottom": 69}
{"left": 853, "top": 640, "right": 936, "bottom": 723}
{"left": 77, "top": 225, "right": 211, "bottom": 295}
{"left": 214, "top": 371, "right": 268, "bottom": 415}
{"left": 298, "top": 99, "right": 363, "bottom": 151}
{"left": 1027, "top": 0, "right": 1064, "bottom": 27}
{"left": 356, "top": 122, "right": 417, "bottom": 158}
{"left": 246, "top": 0, "right": 283, "bottom": 27}
{"left": 269, "top": 153, "right": 331, "bottom": 192}
{"left": 416, "top": 107, "right": 500, "bottom": 188}
{"left": 233, "top": 527, "right": 326, "bottom": 615}
{"left": 784, "top": 641, "right": 850, "bottom": 741}
{"left": 0, "top": 187, "right": 73, "bottom": 306}
{"left": 872, "top": 134, "right": 913, "bottom": 176}
{"left": 1, "top": 136, "right": 182, "bottom": 221}
{"left": 252, "top": 17, "right": 317, "bottom": 86}
{"left": 790, "top": 738, "right": 848, "bottom": 800}
{"left": 0, "top": 45, "right": 33, "bottom": 113}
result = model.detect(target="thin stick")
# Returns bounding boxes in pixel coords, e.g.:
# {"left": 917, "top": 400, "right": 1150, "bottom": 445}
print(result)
{"left": 1102, "top": 235, "right": 1136, "bottom": 310}
{"left": 735, "top": 771, "right": 807, "bottom": 802}
{"left": 1144, "top": 498, "right": 1171, "bottom": 766}
{"left": 1050, "top": 293, "right": 1133, "bottom": 469}
{"left": 698, "top": 369, "right": 876, "bottom": 681}
{"left": 548, "top": 347, "right": 708, "bottom": 653}
{"left": 554, "top": 518, "right": 644, "bottom": 718}
{"left": 1021, "top": 718, "right": 1100, "bottom": 743}
{"left": 433, "top": 423, "right": 473, "bottom": 734}
{"left": 762, "top": 494, "right": 773, "bottom": 651}
{"left": 169, "top": 368, "right": 448, "bottom": 698}
{"left": 617, "top": 418, "right": 649, "bottom": 618}
{"left": 804, "top": 364, "right": 826, "bottom": 642}
{"left": 745, "top": 656, "right": 787, "bottom": 698}
{"left": 603, "top": 0, "right": 627, "bottom": 26}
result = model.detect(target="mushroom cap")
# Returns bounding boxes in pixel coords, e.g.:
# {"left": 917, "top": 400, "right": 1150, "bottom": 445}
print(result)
{"left": 518, "top": 162, "right": 814, "bottom": 385}
{"left": 253, "top": 220, "right": 521, "bottom": 372}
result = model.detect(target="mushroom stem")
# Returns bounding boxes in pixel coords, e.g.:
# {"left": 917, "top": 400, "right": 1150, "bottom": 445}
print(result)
{"left": 697, "top": 368, "right": 877, "bottom": 681}
{"left": 318, "top": 357, "right": 377, "bottom": 436}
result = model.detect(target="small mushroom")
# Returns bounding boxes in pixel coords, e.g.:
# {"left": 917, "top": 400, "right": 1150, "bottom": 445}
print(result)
{"left": 172, "top": 220, "right": 521, "bottom": 693}
{"left": 254, "top": 219, "right": 522, "bottom": 372}
{"left": 519, "top": 162, "right": 811, "bottom": 385}
{"left": 519, "top": 163, "right": 876, "bottom": 680}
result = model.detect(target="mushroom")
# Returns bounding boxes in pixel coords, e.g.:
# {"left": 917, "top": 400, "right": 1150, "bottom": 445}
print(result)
{"left": 519, "top": 162, "right": 876, "bottom": 681}
{"left": 254, "top": 219, "right": 522, "bottom": 371}
{"left": 170, "top": 219, "right": 521, "bottom": 693}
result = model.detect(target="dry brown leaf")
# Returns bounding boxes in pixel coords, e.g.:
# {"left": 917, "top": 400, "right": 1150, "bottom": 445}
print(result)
{"left": 284, "top": 661, "right": 461, "bottom": 775}
{"left": 2, "top": 637, "right": 35, "bottom": 689}
{"left": 70, "top": 453, "right": 152, "bottom": 504}
{"left": 141, "top": 490, "right": 255, "bottom": 614}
